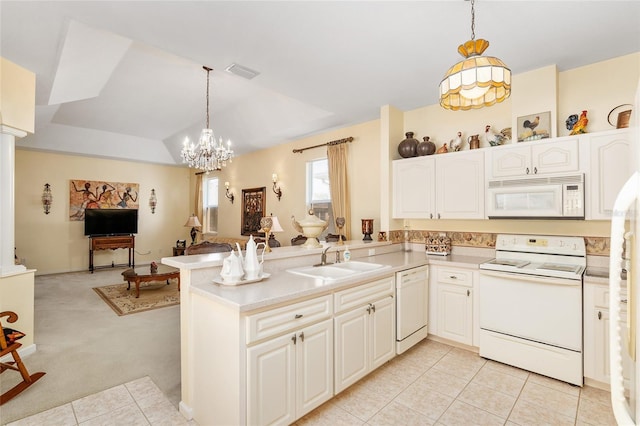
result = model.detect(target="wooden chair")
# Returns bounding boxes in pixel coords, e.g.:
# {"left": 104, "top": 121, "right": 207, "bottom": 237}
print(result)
{"left": 325, "top": 233, "right": 346, "bottom": 242}
{"left": 185, "top": 241, "right": 234, "bottom": 255}
{"left": 291, "top": 235, "right": 308, "bottom": 246}
{"left": 1, "top": 311, "right": 45, "bottom": 405}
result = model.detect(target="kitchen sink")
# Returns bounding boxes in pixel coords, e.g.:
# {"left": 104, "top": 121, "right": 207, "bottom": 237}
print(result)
{"left": 287, "top": 261, "right": 389, "bottom": 281}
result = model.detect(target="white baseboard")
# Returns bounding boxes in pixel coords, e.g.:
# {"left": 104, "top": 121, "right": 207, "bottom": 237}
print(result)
{"left": 179, "top": 401, "right": 193, "bottom": 420}
{"left": 0, "top": 343, "right": 36, "bottom": 363}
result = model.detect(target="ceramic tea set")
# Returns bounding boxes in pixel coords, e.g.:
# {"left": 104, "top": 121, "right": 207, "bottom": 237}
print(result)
{"left": 219, "top": 235, "right": 267, "bottom": 284}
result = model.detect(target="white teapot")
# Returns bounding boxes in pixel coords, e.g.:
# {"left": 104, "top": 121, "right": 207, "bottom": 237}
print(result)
{"left": 220, "top": 250, "right": 244, "bottom": 283}
{"left": 236, "top": 236, "right": 266, "bottom": 280}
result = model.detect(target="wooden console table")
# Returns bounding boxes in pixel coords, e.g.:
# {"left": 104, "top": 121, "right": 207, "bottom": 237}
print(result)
{"left": 89, "top": 235, "right": 135, "bottom": 273}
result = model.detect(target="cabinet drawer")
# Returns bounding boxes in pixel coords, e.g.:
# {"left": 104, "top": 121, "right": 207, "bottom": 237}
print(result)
{"left": 246, "top": 295, "right": 332, "bottom": 344}
{"left": 593, "top": 285, "right": 628, "bottom": 308}
{"left": 334, "top": 277, "right": 394, "bottom": 314}
{"left": 437, "top": 268, "right": 473, "bottom": 287}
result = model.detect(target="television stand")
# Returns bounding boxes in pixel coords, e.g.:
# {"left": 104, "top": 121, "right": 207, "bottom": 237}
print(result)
{"left": 89, "top": 235, "right": 135, "bottom": 273}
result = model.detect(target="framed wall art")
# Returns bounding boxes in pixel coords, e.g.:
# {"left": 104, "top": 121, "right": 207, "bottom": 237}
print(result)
{"left": 241, "top": 187, "right": 266, "bottom": 236}
{"left": 69, "top": 179, "right": 139, "bottom": 221}
{"left": 516, "top": 111, "right": 551, "bottom": 142}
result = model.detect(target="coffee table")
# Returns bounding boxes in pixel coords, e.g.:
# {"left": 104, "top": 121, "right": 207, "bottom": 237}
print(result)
{"left": 122, "top": 264, "right": 180, "bottom": 298}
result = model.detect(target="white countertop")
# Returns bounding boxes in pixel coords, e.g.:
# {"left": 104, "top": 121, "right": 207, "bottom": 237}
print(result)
{"left": 170, "top": 248, "right": 492, "bottom": 313}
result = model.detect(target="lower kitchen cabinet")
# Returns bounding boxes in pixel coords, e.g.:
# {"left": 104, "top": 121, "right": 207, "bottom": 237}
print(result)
{"left": 583, "top": 281, "right": 631, "bottom": 386}
{"left": 334, "top": 277, "right": 395, "bottom": 393}
{"left": 247, "top": 318, "right": 333, "bottom": 425}
{"left": 429, "top": 265, "right": 475, "bottom": 346}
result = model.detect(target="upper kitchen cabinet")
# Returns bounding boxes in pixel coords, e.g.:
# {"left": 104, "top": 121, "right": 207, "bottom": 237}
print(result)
{"left": 392, "top": 150, "right": 485, "bottom": 220}
{"left": 587, "top": 129, "right": 631, "bottom": 220}
{"left": 487, "top": 137, "right": 580, "bottom": 179}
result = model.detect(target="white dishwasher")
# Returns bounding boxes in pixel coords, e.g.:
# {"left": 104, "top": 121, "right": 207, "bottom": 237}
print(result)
{"left": 395, "top": 265, "right": 429, "bottom": 354}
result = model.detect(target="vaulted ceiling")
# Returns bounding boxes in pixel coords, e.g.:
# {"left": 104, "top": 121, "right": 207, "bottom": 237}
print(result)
{"left": 2, "top": 1, "right": 639, "bottom": 165}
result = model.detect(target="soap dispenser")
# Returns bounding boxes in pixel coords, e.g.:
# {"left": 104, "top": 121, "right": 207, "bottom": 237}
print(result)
{"left": 343, "top": 246, "right": 351, "bottom": 262}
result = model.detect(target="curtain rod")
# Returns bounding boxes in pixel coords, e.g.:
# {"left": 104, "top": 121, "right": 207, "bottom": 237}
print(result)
{"left": 292, "top": 136, "right": 354, "bottom": 154}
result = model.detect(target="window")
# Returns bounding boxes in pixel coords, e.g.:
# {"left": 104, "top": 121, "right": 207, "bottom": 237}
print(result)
{"left": 306, "top": 158, "right": 334, "bottom": 235}
{"left": 203, "top": 176, "right": 218, "bottom": 233}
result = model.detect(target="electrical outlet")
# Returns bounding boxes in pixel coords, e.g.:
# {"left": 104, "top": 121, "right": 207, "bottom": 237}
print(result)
{"left": 368, "top": 249, "right": 375, "bottom": 256}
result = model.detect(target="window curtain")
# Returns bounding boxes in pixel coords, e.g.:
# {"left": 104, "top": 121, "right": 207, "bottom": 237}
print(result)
{"left": 327, "top": 142, "right": 351, "bottom": 239}
{"left": 194, "top": 173, "right": 204, "bottom": 241}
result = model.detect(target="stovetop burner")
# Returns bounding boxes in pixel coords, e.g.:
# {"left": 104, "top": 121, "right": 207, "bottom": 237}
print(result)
{"left": 486, "top": 259, "right": 530, "bottom": 268}
{"left": 536, "top": 263, "right": 583, "bottom": 274}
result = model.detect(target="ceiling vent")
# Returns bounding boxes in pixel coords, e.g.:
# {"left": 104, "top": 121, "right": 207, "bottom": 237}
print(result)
{"left": 225, "top": 63, "right": 260, "bottom": 80}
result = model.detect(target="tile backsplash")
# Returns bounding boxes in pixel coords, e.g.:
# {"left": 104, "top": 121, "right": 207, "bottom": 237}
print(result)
{"left": 390, "top": 230, "right": 610, "bottom": 256}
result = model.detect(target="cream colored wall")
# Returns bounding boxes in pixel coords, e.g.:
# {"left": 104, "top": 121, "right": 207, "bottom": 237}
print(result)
{"left": 15, "top": 150, "right": 191, "bottom": 275}
{"left": 0, "top": 270, "right": 35, "bottom": 347}
{"left": 0, "top": 57, "right": 36, "bottom": 133}
{"left": 559, "top": 52, "right": 640, "bottom": 136}
{"left": 205, "top": 119, "right": 381, "bottom": 245}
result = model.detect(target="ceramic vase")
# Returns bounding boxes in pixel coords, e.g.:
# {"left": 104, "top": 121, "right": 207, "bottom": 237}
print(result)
{"left": 417, "top": 136, "right": 436, "bottom": 156}
{"left": 398, "top": 132, "right": 419, "bottom": 158}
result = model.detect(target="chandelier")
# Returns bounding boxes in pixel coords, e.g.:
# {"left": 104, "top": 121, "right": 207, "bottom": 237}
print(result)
{"left": 181, "top": 66, "right": 234, "bottom": 173}
{"left": 439, "top": 0, "right": 511, "bottom": 111}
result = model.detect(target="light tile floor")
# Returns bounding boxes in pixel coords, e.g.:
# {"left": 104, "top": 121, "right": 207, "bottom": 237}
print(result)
{"left": 296, "top": 340, "right": 617, "bottom": 426}
{"left": 8, "top": 340, "right": 617, "bottom": 426}
{"left": 6, "top": 376, "right": 193, "bottom": 426}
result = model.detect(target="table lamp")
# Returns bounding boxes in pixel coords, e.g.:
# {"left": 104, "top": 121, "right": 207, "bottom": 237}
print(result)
{"left": 184, "top": 214, "right": 202, "bottom": 245}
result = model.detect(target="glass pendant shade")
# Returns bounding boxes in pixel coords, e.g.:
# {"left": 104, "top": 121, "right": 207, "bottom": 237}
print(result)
{"left": 439, "top": 39, "right": 511, "bottom": 111}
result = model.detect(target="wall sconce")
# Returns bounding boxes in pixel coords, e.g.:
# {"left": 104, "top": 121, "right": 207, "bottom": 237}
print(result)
{"left": 272, "top": 173, "right": 282, "bottom": 201}
{"left": 149, "top": 188, "right": 157, "bottom": 214}
{"left": 42, "top": 183, "right": 52, "bottom": 215}
{"left": 225, "top": 181, "right": 235, "bottom": 203}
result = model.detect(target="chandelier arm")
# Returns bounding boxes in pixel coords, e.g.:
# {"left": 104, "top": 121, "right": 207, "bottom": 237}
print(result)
{"left": 470, "top": 0, "right": 476, "bottom": 41}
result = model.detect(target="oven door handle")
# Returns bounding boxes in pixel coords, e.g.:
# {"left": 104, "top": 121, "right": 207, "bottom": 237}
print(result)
{"left": 479, "top": 270, "right": 581, "bottom": 286}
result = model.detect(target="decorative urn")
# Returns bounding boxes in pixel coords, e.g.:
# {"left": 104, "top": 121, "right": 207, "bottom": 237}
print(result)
{"left": 291, "top": 209, "right": 328, "bottom": 249}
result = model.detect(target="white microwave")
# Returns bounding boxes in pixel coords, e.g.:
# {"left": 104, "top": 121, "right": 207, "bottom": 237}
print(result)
{"left": 487, "top": 174, "right": 585, "bottom": 219}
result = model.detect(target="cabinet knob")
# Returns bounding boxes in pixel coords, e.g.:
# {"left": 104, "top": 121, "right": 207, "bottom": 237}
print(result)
{"left": 598, "top": 311, "right": 602, "bottom": 320}
{"left": 366, "top": 305, "right": 372, "bottom": 314}
{"left": 294, "top": 314, "right": 303, "bottom": 319}
{"left": 437, "top": 213, "right": 441, "bottom": 219}
{"left": 299, "top": 332, "right": 305, "bottom": 342}
{"left": 621, "top": 299, "right": 628, "bottom": 304}
{"left": 467, "top": 289, "right": 470, "bottom": 296}
{"left": 291, "top": 334, "right": 297, "bottom": 344}
{"left": 430, "top": 213, "right": 433, "bottom": 219}
{"left": 534, "top": 167, "right": 538, "bottom": 174}
{"left": 371, "top": 304, "right": 376, "bottom": 313}
{"left": 450, "top": 275, "right": 457, "bottom": 279}
{"left": 526, "top": 167, "right": 530, "bottom": 174}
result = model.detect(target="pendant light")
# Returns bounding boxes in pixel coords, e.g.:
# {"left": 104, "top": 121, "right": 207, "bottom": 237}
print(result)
{"left": 181, "top": 66, "right": 234, "bottom": 173}
{"left": 439, "top": 0, "right": 511, "bottom": 111}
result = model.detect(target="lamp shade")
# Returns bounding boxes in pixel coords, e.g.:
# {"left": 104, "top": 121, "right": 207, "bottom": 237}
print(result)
{"left": 270, "top": 216, "right": 284, "bottom": 233}
{"left": 439, "top": 39, "right": 511, "bottom": 111}
{"left": 184, "top": 215, "right": 202, "bottom": 228}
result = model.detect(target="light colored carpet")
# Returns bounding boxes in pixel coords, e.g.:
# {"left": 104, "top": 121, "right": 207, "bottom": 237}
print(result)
{"left": 0, "top": 268, "right": 181, "bottom": 425}
{"left": 93, "top": 280, "right": 179, "bottom": 316}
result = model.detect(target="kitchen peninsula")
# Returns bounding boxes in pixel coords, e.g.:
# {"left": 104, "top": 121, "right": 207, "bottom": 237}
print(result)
{"left": 163, "top": 241, "right": 491, "bottom": 425}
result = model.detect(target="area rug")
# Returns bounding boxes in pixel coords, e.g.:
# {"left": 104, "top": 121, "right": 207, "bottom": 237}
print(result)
{"left": 93, "top": 280, "right": 179, "bottom": 316}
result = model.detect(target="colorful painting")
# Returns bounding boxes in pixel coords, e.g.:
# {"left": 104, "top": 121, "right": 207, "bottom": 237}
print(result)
{"left": 69, "top": 180, "right": 139, "bottom": 221}
{"left": 517, "top": 111, "right": 551, "bottom": 142}
{"left": 241, "top": 187, "right": 266, "bottom": 236}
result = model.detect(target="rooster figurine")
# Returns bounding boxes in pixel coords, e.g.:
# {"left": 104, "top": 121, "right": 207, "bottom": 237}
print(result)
{"left": 483, "top": 125, "right": 507, "bottom": 146}
{"left": 569, "top": 110, "right": 588, "bottom": 135}
{"left": 449, "top": 132, "right": 463, "bottom": 152}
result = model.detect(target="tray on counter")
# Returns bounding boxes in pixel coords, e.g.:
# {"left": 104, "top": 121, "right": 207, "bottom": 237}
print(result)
{"left": 213, "top": 273, "right": 271, "bottom": 286}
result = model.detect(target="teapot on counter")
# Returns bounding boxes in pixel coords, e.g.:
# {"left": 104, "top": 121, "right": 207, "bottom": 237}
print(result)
{"left": 220, "top": 250, "right": 245, "bottom": 283}
{"left": 236, "top": 235, "right": 266, "bottom": 280}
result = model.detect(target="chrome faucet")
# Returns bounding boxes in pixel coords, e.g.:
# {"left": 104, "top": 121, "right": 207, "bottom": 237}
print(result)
{"left": 315, "top": 246, "right": 332, "bottom": 267}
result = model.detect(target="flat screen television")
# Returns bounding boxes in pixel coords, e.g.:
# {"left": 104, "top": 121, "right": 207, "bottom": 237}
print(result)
{"left": 84, "top": 208, "right": 138, "bottom": 236}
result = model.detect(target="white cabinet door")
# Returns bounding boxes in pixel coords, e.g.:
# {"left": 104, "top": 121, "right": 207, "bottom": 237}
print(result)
{"left": 392, "top": 157, "right": 435, "bottom": 218}
{"left": 247, "top": 333, "right": 296, "bottom": 426}
{"left": 436, "top": 150, "right": 485, "bottom": 219}
{"left": 248, "top": 319, "right": 333, "bottom": 425}
{"left": 334, "top": 295, "right": 395, "bottom": 393}
{"left": 296, "top": 319, "right": 334, "bottom": 418}
{"left": 530, "top": 138, "right": 580, "bottom": 175}
{"left": 588, "top": 131, "right": 631, "bottom": 219}
{"left": 370, "top": 296, "right": 395, "bottom": 370}
{"left": 437, "top": 283, "right": 473, "bottom": 346}
{"left": 334, "top": 306, "right": 369, "bottom": 393}
{"left": 490, "top": 145, "right": 531, "bottom": 178}
{"left": 489, "top": 138, "right": 580, "bottom": 178}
